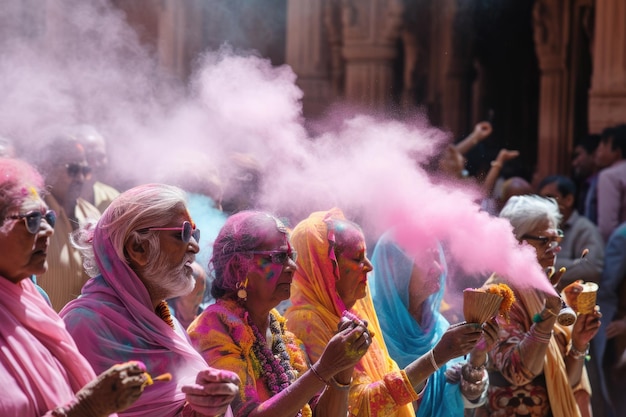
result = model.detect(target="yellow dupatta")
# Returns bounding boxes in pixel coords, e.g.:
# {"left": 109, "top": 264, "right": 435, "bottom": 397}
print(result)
{"left": 286, "top": 209, "right": 416, "bottom": 417}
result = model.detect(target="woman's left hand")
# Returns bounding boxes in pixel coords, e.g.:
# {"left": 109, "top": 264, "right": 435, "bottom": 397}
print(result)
{"left": 571, "top": 306, "right": 601, "bottom": 349}
{"left": 182, "top": 368, "right": 240, "bottom": 416}
{"left": 471, "top": 318, "right": 500, "bottom": 356}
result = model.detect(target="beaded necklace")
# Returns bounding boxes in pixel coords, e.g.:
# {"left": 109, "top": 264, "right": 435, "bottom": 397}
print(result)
{"left": 247, "top": 312, "right": 303, "bottom": 417}
{"left": 155, "top": 300, "right": 175, "bottom": 329}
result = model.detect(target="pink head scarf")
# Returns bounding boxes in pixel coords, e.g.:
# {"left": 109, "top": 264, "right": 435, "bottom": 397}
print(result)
{"left": 0, "top": 277, "right": 95, "bottom": 415}
{"left": 60, "top": 220, "right": 210, "bottom": 416}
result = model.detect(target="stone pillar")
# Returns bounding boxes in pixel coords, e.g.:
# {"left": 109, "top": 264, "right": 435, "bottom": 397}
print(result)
{"left": 588, "top": 0, "right": 626, "bottom": 133}
{"left": 285, "top": 0, "right": 334, "bottom": 118}
{"left": 341, "top": 0, "right": 404, "bottom": 108}
{"left": 532, "top": 0, "right": 571, "bottom": 179}
{"left": 157, "top": 0, "right": 204, "bottom": 81}
{"left": 439, "top": 0, "right": 475, "bottom": 137}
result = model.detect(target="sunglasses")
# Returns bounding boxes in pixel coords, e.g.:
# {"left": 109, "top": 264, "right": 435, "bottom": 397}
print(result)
{"left": 6, "top": 209, "right": 57, "bottom": 234}
{"left": 146, "top": 221, "right": 200, "bottom": 243}
{"left": 65, "top": 163, "right": 92, "bottom": 178}
{"left": 246, "top": 250, "right": 298, "bottom": 265}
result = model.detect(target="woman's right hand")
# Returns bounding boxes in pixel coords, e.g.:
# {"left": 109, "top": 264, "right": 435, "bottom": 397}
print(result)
{"left": 315, "top": 318, "right": 371, "bottom": 378}
{"left": 432, "top": 322, "right": 483, "bottom": 364}
{"left": 69, "top": 361, "right": 147, "bottom": 417}
{"left": 543, "top": 293, "right": 562, "bottom": 314}
{"left": 182, "top": 368, "right": 240, "bottom": 417}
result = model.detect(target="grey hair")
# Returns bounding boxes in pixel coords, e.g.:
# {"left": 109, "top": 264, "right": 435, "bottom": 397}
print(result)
{"left": 499, "top": 194, "right": 562, "bottom": 240}
{"left": 72, "top": 183, "right": 188, "bottom": 276}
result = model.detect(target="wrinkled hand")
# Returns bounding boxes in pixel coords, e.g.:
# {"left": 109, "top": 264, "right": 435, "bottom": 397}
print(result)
{"left": 181, "top": 368, "right": 240, "bottom": 417}
{"left": 543, "top": 293, "right": 563, "bottom": 314}
{"left": 433, "top": 322, "right": 483, "bottom": 363}
{"left": 317, "top": 318, "right": 371, "bottom": 376}
{"left": 572, "top": 307, "right": 601, "bottom": 348}
{"left": 606, "top": 317, "right": 626, "bottom": 339}
{"left": 469, "top": 318, "right": 500, "bottom": 358}
{"left": 546, "top": 266, "right": 566, "bottom": 288}
{"left": 473, "top": 121, "right": 493, "bottom": 140}
{"left": 74, "top": 361, "right": 147, "bottom": 416}
{"left": 563, "top": 280, "right": 584, "bottom": 311}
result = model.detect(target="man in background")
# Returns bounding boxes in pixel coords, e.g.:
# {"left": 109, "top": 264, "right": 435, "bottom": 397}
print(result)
{"left": 72, "top": 125, "right": 121, "bottom": 212}
{"left": 33, "top": 134, "right": 101, "bottom": 311}
{"left": 596, "top": 124, "right": 626, "bottom": 242}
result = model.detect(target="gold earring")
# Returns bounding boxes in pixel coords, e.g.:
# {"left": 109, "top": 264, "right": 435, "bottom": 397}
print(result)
{"left": 237, "top": 278, "right": 248, "bottom": 300}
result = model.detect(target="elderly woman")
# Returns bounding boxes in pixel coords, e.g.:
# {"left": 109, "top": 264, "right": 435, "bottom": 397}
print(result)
{"left": 475, "top": 195, "right": 601, "bottom": 417}
{"left": 60, "top": 184, "right": 239, "bottom": 417}
{"left": 285, "top": 208, "right": 485, "bottom": 417}
{"left": 0, "top": 157, "right": 146, "bottom": 416}
{"left": 370, "top": 231, "right": 498, "bottom": 416}
{"left": 187, "top": 210, "right": 371, "bottom": 417}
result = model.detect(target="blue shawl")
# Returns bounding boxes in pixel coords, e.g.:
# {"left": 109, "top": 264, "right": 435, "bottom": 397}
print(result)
{"left": 370, "top": 231, "right": 463, "bottom": 417}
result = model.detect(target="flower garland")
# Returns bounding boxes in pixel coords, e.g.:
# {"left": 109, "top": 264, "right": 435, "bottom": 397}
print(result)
{"left": 247, "top": 312, "right": 307, "bottom": 417}
{"left": 156, "top": 300, "right": 175, "bottom": 329}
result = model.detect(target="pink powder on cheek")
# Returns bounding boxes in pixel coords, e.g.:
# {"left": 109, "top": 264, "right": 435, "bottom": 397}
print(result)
{"left": 340, "top": 260, "right": 361, "bottom": 276}
{"left": 254, "top": 257, "right": 284, "bottom": 282}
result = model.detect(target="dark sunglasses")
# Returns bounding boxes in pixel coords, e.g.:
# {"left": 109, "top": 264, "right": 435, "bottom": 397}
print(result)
{"left": 147, "top": 220, "right": 200, "bottom": 243}
{"left": 6, "top": 209, "right": 56, "bottom": 234}
{"left": 65, "top": 163, "right": 92, "bottom": 178}
{"left": 246, "top": 250, "right": 298, "bottom": 265}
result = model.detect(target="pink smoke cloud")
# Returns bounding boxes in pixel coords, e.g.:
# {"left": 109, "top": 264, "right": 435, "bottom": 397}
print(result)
{"left": 0, "top": 1, "right": 557, "bottom": 305}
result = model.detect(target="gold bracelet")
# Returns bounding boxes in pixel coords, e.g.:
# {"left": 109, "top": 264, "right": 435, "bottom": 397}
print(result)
{"left": 490, "top": 160, "right": 503, "bottom": 169}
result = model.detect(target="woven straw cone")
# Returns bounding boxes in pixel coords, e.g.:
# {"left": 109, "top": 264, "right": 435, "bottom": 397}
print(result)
{"left": 463, "top": 289, "right": 503, "bottom": 324}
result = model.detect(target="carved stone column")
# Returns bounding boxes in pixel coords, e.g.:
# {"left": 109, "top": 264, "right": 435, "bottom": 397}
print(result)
{"left": 588, "top": 0, "right": 626, "bottom": 133}
{"left": 532, "top": 0, "right": 571, "bottom": 179}
{"left": 157, "top": 0, "right": 203, "bottom": 81}
{"left": 439, "top": 0, "right": 475, "bottom": 137}
{"left": 285, "top": 0, "right": 334, "bottom": 117}
{"left": 341, "top": 0, "right": 404, "bottom": 108}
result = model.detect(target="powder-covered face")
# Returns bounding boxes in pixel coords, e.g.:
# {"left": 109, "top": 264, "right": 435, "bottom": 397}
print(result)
{"left": 407, "top": 256, "right": 442, "bottom": 312}
{"left": 0, "top": 196, "right": 54, "bottom": 283}
{"left": 521, "top": 218, "right": 561, "bottom": 270}
{"left": 144, "top": 210, "right": 199, "bottom": 299}
{"left": 334, "top": 224, "right": 373, "bottom": 310}
{"left": 245, "top": 227, "right": 297, "bottom": 311}
{"left": 45, "top": 142, "right": 90, "bottom": 204}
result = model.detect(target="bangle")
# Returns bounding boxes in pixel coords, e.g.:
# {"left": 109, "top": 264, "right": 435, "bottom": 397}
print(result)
{"left": 490, "top": 160, "right": 503, "bottom": 169}
{"left": 309, "top": 364, "right": 331, "bottom": 385}
{"left": 569, "top": 343, "right": 590, "bottom": 360}
{"left": 527, "top": 325, "right": 552, "bottom": 343}
{"left": 427, "top": 349, "right": 439, "bottom": 371}
{"left": 329, "top": 376, "right": 352, "bottom": 391}
{"left": 532, "top": 308, "right": 557, "bottom": 323}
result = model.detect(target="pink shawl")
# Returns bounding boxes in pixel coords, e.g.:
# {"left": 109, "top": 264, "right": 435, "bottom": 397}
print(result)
{"left": 0, "top": 277, "right": 95, "bottom": 416}
{"left": 59, "top": 225, "right": 211, "bottom": 416}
